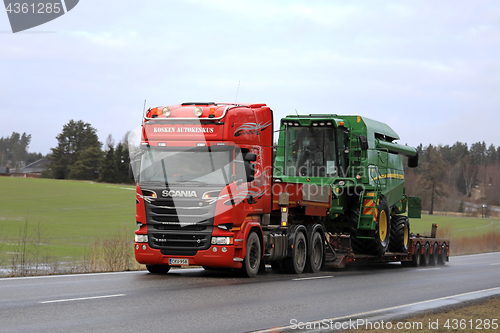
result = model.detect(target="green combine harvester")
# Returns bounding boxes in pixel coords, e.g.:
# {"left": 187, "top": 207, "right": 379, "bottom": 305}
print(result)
{"left": 274, "top": 114, "right": 421, "bottom": 257}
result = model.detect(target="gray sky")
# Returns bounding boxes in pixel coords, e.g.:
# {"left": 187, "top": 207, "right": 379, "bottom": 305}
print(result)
{"left": 1, "top": 1, "right": 500, "bottom": 154}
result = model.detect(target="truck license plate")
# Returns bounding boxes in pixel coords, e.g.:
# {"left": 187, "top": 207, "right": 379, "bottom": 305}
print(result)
{"left": 169, "top": 258, "right": 189, "bottom": 265}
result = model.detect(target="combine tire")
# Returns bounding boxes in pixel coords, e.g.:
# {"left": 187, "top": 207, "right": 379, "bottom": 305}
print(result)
{"left": 146, "top": 265, "right": 171, "bottom": 274}
{"left": 241, "top": 232, "right": 261, "bottom": 278}
{"left": 363, "top": 196, "right": 390, "bottom": 256}
{"left": 412, "top": 243, "right": 421, "bottom": 267}
{"left": 305, "top": 231, "right": 324, "bottom": 273}
{"left": 430, "top": 242, "right": 439, "bottom": 266}
{"left": 422, "top": 242, "right": 431, "bottom": 266}
{"left": 389, "top": 215, "right": 410, "bottom": 253}
{"left": 285, "top": 232, "right": 307, "bottom": 274}
{"left": 348, "top": 204, "right": 366, "bottom": 254}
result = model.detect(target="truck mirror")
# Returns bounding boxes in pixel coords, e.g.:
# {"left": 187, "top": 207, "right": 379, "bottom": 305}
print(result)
{"left": 245, "top": 153, "right": 257, "bottom": 162}
{"left": 129, "top": 161, "right": 140, "bottom": 182}
{"left": 359, "top": 135, "right": 368, "bottom": 150}
{"left": 408, "top": 153, "right": 418, "bottom": 168}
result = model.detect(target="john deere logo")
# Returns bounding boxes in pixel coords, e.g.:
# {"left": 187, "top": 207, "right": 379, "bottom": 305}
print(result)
{"left": 4, "top": 0, "right": 79, "bottom": 33}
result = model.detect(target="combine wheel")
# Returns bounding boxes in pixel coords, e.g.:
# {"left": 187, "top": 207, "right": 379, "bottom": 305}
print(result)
{"left": 363, "top": 196, "right": 390, "bottom": 256}
{"left": 438, "top": 242, "right": 448, "bottom": 265}
{"left": 422, "top": 242, "right": 431, "bottom": 266}
{"left": 146, "top": 265, "right": 171, "bottom": 274}
{"left": 411, "top": 243, "right": 421, "bottom": 267}
{"left": 389, "top": 215, "right": 410, "bottom": 253}
{"left": 430, "top": 242, "right": 439, "bottom": 266}
{"left": 285, "top": 232, "right": 307, "bottom": 274}
{"left": 241, "top": 232, "right": 261, "bottom": 278}
{"left": 305, "top": 231, "right": 324, "bottom": 273}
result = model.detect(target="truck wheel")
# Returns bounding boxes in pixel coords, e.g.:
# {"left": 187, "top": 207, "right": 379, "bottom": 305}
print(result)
{"left": 411, "top": 243, "right": 421, "bottom": 267}
{"left": 422, "top": 242, "right": 431, "bottom": 266}
{"left": 430, "top": 242, "right": 439, "bottom": 266}
{"left": 146, "top": 264, "right": 171, "bottom": 274}
{"left": 363, "top": 196, "right": 390, "bottom": 256}
{"left": 241, "top": 232, "right": 261, "bottom": 278}
{"left": 438, "top": 242, "right": 448, "bottom": 265}
{"left": 285, "top": 232, "right": 307, "bottom": 274}
{"left": 389, "top": 215, "right": 410, "bottom": 253}
{"left": 305, "top": 231, "right": 324, "bottom": 273}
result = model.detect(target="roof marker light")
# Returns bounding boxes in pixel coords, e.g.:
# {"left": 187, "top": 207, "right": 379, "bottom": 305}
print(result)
{"left": 194, "top": 107, "right": 203, "bottom": 117}
{"left": 162, "top": 107, "right": 172, "bottom": 117}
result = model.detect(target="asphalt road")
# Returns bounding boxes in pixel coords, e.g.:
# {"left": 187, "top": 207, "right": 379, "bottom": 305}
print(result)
{"left": 0, "top": 252, "right": 499, "bottom": 333}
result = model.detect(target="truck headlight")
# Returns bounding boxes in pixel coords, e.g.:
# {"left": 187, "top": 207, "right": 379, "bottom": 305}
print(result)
{"left": 211, "top": 237, "right": 233, "bottom": 245}
{"left": 135, "top": 234, "right": 148, "bottom": 243}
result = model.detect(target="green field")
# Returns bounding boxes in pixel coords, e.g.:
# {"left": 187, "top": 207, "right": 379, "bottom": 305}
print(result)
{"left": 0, "top": 177, "right": 136, "bottom": 265}
{"left": 409, "top": 214, "right": 500, "bottom": 238}
{"left": 0, "top": 177, "right": 499, "bottom": 273}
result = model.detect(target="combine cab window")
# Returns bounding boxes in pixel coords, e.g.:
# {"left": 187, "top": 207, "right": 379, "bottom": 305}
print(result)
{"left": 285, "top": 127, "right": 337, "bottom": 177}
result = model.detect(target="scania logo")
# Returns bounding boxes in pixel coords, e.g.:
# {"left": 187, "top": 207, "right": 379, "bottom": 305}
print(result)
{"left": 162, "top": 190, "right": 198, "bottom": 198}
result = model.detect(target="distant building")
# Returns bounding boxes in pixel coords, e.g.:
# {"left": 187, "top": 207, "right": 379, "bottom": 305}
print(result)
{"left": 10, "top": 158, "right": 49, "bottom": 178}
{"left": 0, "top": 166, "right": 9, "bottom": 176}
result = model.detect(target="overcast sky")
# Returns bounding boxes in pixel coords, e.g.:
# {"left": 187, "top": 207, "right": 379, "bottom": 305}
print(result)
{"left": 1, "top": 1, "right": 500, "bottom": 154}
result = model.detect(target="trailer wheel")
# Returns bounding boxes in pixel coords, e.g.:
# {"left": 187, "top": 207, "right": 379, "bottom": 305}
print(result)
{"left": 422, "top": 242, "right": 431, "bottom": 266}
{"left": 146, "top": 264, "right": 171, "bottom": 274}
{"left": 285, "top": 232, "right": 307, "bottom": 274}
{"left": 411, "top": 243, "right": 421, "bottom": 267}
{"left": 389, "top": 215, "right": 410, "bottom": 253}
{"left": 241, "top": 232, "right": 261, "bottom": 278}
{"left": 305, "top": 231, "right": 324, "bottom": 273}
{"left": 438, "top": 242, "right": 448, "bottom": 265}
{"left": 430, "top": 242, "right": 439, "bottom": 266}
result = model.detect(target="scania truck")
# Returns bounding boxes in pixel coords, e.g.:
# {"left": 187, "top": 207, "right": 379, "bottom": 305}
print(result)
{"left": 130, "top": 102, "right": 449, "bottom": 277}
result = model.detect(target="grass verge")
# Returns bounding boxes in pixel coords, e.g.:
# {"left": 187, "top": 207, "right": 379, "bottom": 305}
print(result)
{"left": 344, "top": 296, "right": 500, "bottom": 332}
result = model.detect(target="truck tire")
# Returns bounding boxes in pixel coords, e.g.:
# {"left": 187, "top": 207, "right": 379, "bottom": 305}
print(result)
{"left": 422, "top": 242, "right": 431, "bottom": 266}
{"left": 305, "top": 231, "right": 324, "bottom": 273}
{"left": 363, "top": 196, "right": 391, "bottom": 256}
{"left": 411, "top": 243, "right": 421, "bottom": 267}
{"left": 389, "top": 215, "right": 410, "bottom": 253}
{"left": 240, "top": 232, "right": 261, "bottom": 278}
{"left": 430, "top": 242, "right": 439, "bottom": 266}
{"left": 285, "top": 232, "right": 307, "bottom": 274}
{"left": 146, "top": 264, "right": 171, "bottom": 274}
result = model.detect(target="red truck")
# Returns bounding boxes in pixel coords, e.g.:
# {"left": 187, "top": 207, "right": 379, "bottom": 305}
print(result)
{"left": 130, "top": 102, "right": 449, "bottom": 277}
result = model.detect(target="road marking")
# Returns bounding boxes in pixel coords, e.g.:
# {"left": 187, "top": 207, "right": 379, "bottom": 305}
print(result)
{"left": 40, "top": 294, "right": 126, "bottom": 304}
{"left": 293, "top": 276, "right": 333, "bottom": 281}
{"left": 490, "top": 263, "right": 500, "bottom": 266}
{"left": 251, "top": 286, "right": 500, "bottom": 333}
{"left": 418, "top": 268, "right": 440, "bottom": 271}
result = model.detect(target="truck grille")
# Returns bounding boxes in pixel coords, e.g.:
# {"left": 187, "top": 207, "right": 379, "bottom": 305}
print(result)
{"left": 145, "top": 196, "right": 215, "bottom": 255}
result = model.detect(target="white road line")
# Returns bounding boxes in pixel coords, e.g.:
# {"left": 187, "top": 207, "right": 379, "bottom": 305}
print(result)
{"left": 251, "top": 286, "right": 500, "bottom": 333}
{"left": 418, "top": 268, "right": 440, "bottom": 271}
{"left": 40, "top": 294, "right": 126, "bottom": 304}
{"left": 293, "top": 276, "right": 333, "bottom": 281}
{"left": 490, "top": 263, "right": 500, "bottom": 266}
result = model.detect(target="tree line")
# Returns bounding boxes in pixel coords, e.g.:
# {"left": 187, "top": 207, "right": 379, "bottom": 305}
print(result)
{"left": 405, "top": 141, "right": 500, "bottom": 214}
{"left": 0, "top": 132, "right": 43, "bottom": 169}
{"left": 42, "top": 119, "right": 133, "bottom": 184}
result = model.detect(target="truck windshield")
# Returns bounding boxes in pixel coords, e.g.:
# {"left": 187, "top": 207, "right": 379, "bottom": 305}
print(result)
{"left": 285, "top": 126, "right": 337, "bottom": 177}
{"left": 140, "top": 147, "right": 232, "bottom": 186}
